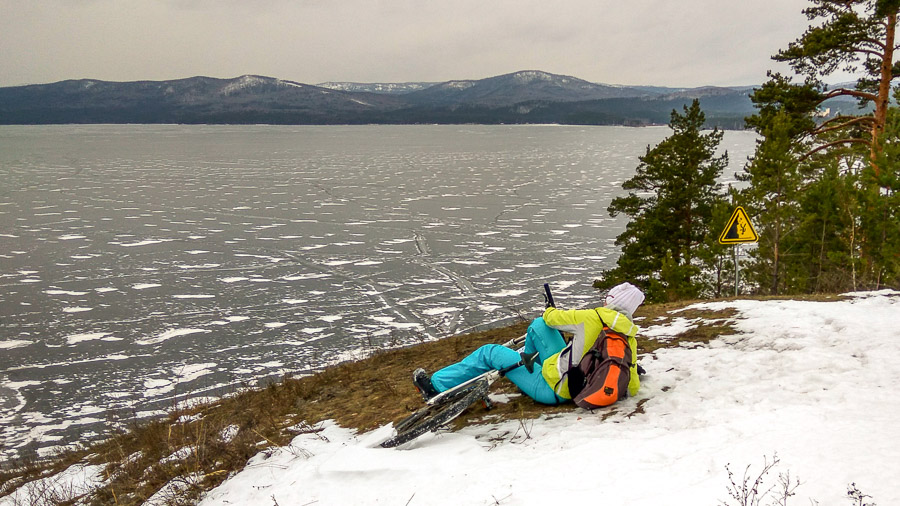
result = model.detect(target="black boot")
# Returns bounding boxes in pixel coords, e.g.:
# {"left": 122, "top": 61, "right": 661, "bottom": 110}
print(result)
{"left": 412, "top": 368, "right": 439, "bottom": 401}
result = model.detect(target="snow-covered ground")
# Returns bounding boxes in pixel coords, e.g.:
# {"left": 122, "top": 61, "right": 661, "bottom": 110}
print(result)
{"left": 5, "top": 291, "right": 899, "bottom": 505}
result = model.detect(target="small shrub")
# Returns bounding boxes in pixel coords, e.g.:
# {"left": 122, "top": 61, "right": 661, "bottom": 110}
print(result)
{"left": 720, "top": 453, "right": 790, "bottom": 506}
{"left": 719, "top": 454, "right": 877, "bottom": 506}
{"left": 846, "top": 483, "right": 875, "bottom": 506}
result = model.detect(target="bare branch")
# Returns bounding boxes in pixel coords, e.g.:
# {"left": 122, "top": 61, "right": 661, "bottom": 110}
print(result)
{"left": 822, "top": 88, "right": 878, "bottom": 102}
{"left": 801, "top": 138, "right": 871, "bottom": 160}
{"left": 812, "top": 116, "right": 875, "bottom": 136}
{"left": 860, "top": 36, "right": 888, "bottom": 51}
{"left": 854, "top": 46, "right": 888, "bottom": 59}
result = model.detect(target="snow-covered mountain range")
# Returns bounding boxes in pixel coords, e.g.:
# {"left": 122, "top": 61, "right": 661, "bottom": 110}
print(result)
{"left": 0, "top": 70, "right": 843, "bottom": 127}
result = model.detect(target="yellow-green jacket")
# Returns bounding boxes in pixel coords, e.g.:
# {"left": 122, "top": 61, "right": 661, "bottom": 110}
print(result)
{"left": 541, "top": 306, "right": 640, "bottom": 400}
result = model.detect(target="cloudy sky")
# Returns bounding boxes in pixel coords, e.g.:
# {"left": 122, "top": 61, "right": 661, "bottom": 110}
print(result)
{"left": 1, "top": 0, "right": 825, "bottom": 88}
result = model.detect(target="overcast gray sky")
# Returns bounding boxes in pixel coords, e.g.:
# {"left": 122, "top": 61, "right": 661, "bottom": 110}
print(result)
{"left": 1, "top": 0, "right": 832, "bottom": 88}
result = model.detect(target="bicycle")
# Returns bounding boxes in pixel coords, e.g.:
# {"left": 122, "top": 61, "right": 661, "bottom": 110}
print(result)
{"left": 379, "top": 334, "right": 531, "bottom": 448}
{"left": 379, "top": 284, "right": 554, "bottom": 448}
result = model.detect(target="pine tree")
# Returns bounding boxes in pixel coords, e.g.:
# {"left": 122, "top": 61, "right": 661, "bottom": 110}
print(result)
{"left": 740, "top": 97, "right": 811, "bottom": 295}
{"left": 797, "top": 156, "right": 864, "bottom": 291}
{"left": 775, "top": 0, "right": 900, "bottom": 170}
{"left": 598, "top": 100, "right": 728, "bottom": 302}
{"left": 743, "top": 0, "right": 900, "bottom": 292}
{"left": 865, "top": 101, "right": 900, "bottom": 287}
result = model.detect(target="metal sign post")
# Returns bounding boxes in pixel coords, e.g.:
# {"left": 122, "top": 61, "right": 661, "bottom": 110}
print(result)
{"left": 718, "top": 206, "right": 758, "bottom": 297}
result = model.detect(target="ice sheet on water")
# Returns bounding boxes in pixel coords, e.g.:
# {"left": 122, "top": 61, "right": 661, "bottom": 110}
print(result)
{"left": 115, "top": 238, "right": 176, "bottom": 247}
{"left": 136, "top": 328, "right": 211, "bottom": 346}
{"left": 452, "top": 260, "right": 487, "bottom": 265}
{"left": 45, "top": 290, "right": 88, "bottom": 296}
{"left": 66, "top": 332, "right": 111, "bottom": 345}
{"left": 0, "top": 380, "right": 30, "bottom": 422}
{"left": 0, "top": 340, "right": 33, "bottom": 350}
{"left": 321, "top": 260, "right": 354, "bottom": 266}
{"left": 282, "top": 273, "right": 330, "bottom": 281}
{"left": 423, "top": 307, "right": 460, "bottom": 316}
{"left": 174, "top": 363, "right": 217, "bottom": 383}
{"left": 486, "top": 289, "right": 528, "bottom": 297}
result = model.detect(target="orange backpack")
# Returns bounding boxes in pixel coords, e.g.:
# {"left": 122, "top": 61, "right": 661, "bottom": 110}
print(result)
{"left": 565, "top": 312, "right": 633, "bottom": 409}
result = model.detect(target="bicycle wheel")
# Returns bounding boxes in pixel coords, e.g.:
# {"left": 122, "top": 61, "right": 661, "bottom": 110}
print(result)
{"left": 380, "top": 378, "right": 490, "bottom": 448}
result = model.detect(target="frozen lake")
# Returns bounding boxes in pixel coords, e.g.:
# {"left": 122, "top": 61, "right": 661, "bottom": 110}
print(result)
{"left": 0, "top": 124, "right": 757, "bottom": 461}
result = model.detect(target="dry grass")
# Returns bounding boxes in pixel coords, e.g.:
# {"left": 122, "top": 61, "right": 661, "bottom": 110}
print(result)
{"left": 0, "top": 294, "right": 852, "bottom": 505}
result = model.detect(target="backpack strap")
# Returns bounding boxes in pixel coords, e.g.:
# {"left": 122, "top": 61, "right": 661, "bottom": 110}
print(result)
{"left": 596, "top": 308, "right": 635, "bottom": 367}
{"left": 552, "top": 341, "right": 576, "bottom": 398}
{"left": 594, "top": 308, "right": 607, "bottom": 329}
{"left": 565, "top": 310, "right": 609, "bottom": 398}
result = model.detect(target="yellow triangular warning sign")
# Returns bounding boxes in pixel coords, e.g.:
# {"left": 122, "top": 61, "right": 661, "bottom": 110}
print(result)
{"left": 718, "top": 206, "right": 759, "bottom": 244}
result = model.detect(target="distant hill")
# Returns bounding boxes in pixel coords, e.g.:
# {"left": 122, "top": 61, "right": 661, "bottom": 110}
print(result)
{"left": 399, "top": 71, "right": 654, "bottom": 106}
{"left": 316, "top": 81, "right": 437, "bottom": 94}
{"left": 0, "top": 75, "right": 408, "bottom": 124}
{"left": 0, "top": 70, "right": 771, "bottom": 128}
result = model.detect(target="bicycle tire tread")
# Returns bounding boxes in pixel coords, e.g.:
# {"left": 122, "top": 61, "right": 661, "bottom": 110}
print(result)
{"left": 380, "top": 379, "right": 490, "bottom": 448}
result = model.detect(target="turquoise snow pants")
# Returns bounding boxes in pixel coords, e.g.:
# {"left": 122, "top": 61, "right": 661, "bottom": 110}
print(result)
{"left": 430, "top": 318, "right": 567, "bottom": 405}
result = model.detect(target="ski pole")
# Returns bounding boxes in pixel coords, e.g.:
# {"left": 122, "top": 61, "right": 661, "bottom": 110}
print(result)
{"left": 543, "top": 282, "right": 555, "bottom": 308}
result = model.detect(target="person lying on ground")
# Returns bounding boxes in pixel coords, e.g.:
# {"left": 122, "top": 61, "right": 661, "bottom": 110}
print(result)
{"left": 412, "top": 282, "right": 645, "bottom": 406}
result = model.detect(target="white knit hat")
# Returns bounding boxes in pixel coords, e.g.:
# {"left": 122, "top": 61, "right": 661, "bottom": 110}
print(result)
{"left": 604, "top": 282, "right": 645, "bottom": 318}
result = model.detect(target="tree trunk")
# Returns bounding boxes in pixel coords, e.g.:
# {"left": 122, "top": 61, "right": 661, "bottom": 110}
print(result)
{"left": 871, "top": 13, "right": 897, "bottom": 176}
{"left": 816, "top": 218, "right": 827, "bottom": 292}
{"left": 771, "top": 175, "right": 783, "bottom": 295}
{"left": 772, "top": 229, "right": 780, "bottom": 295}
